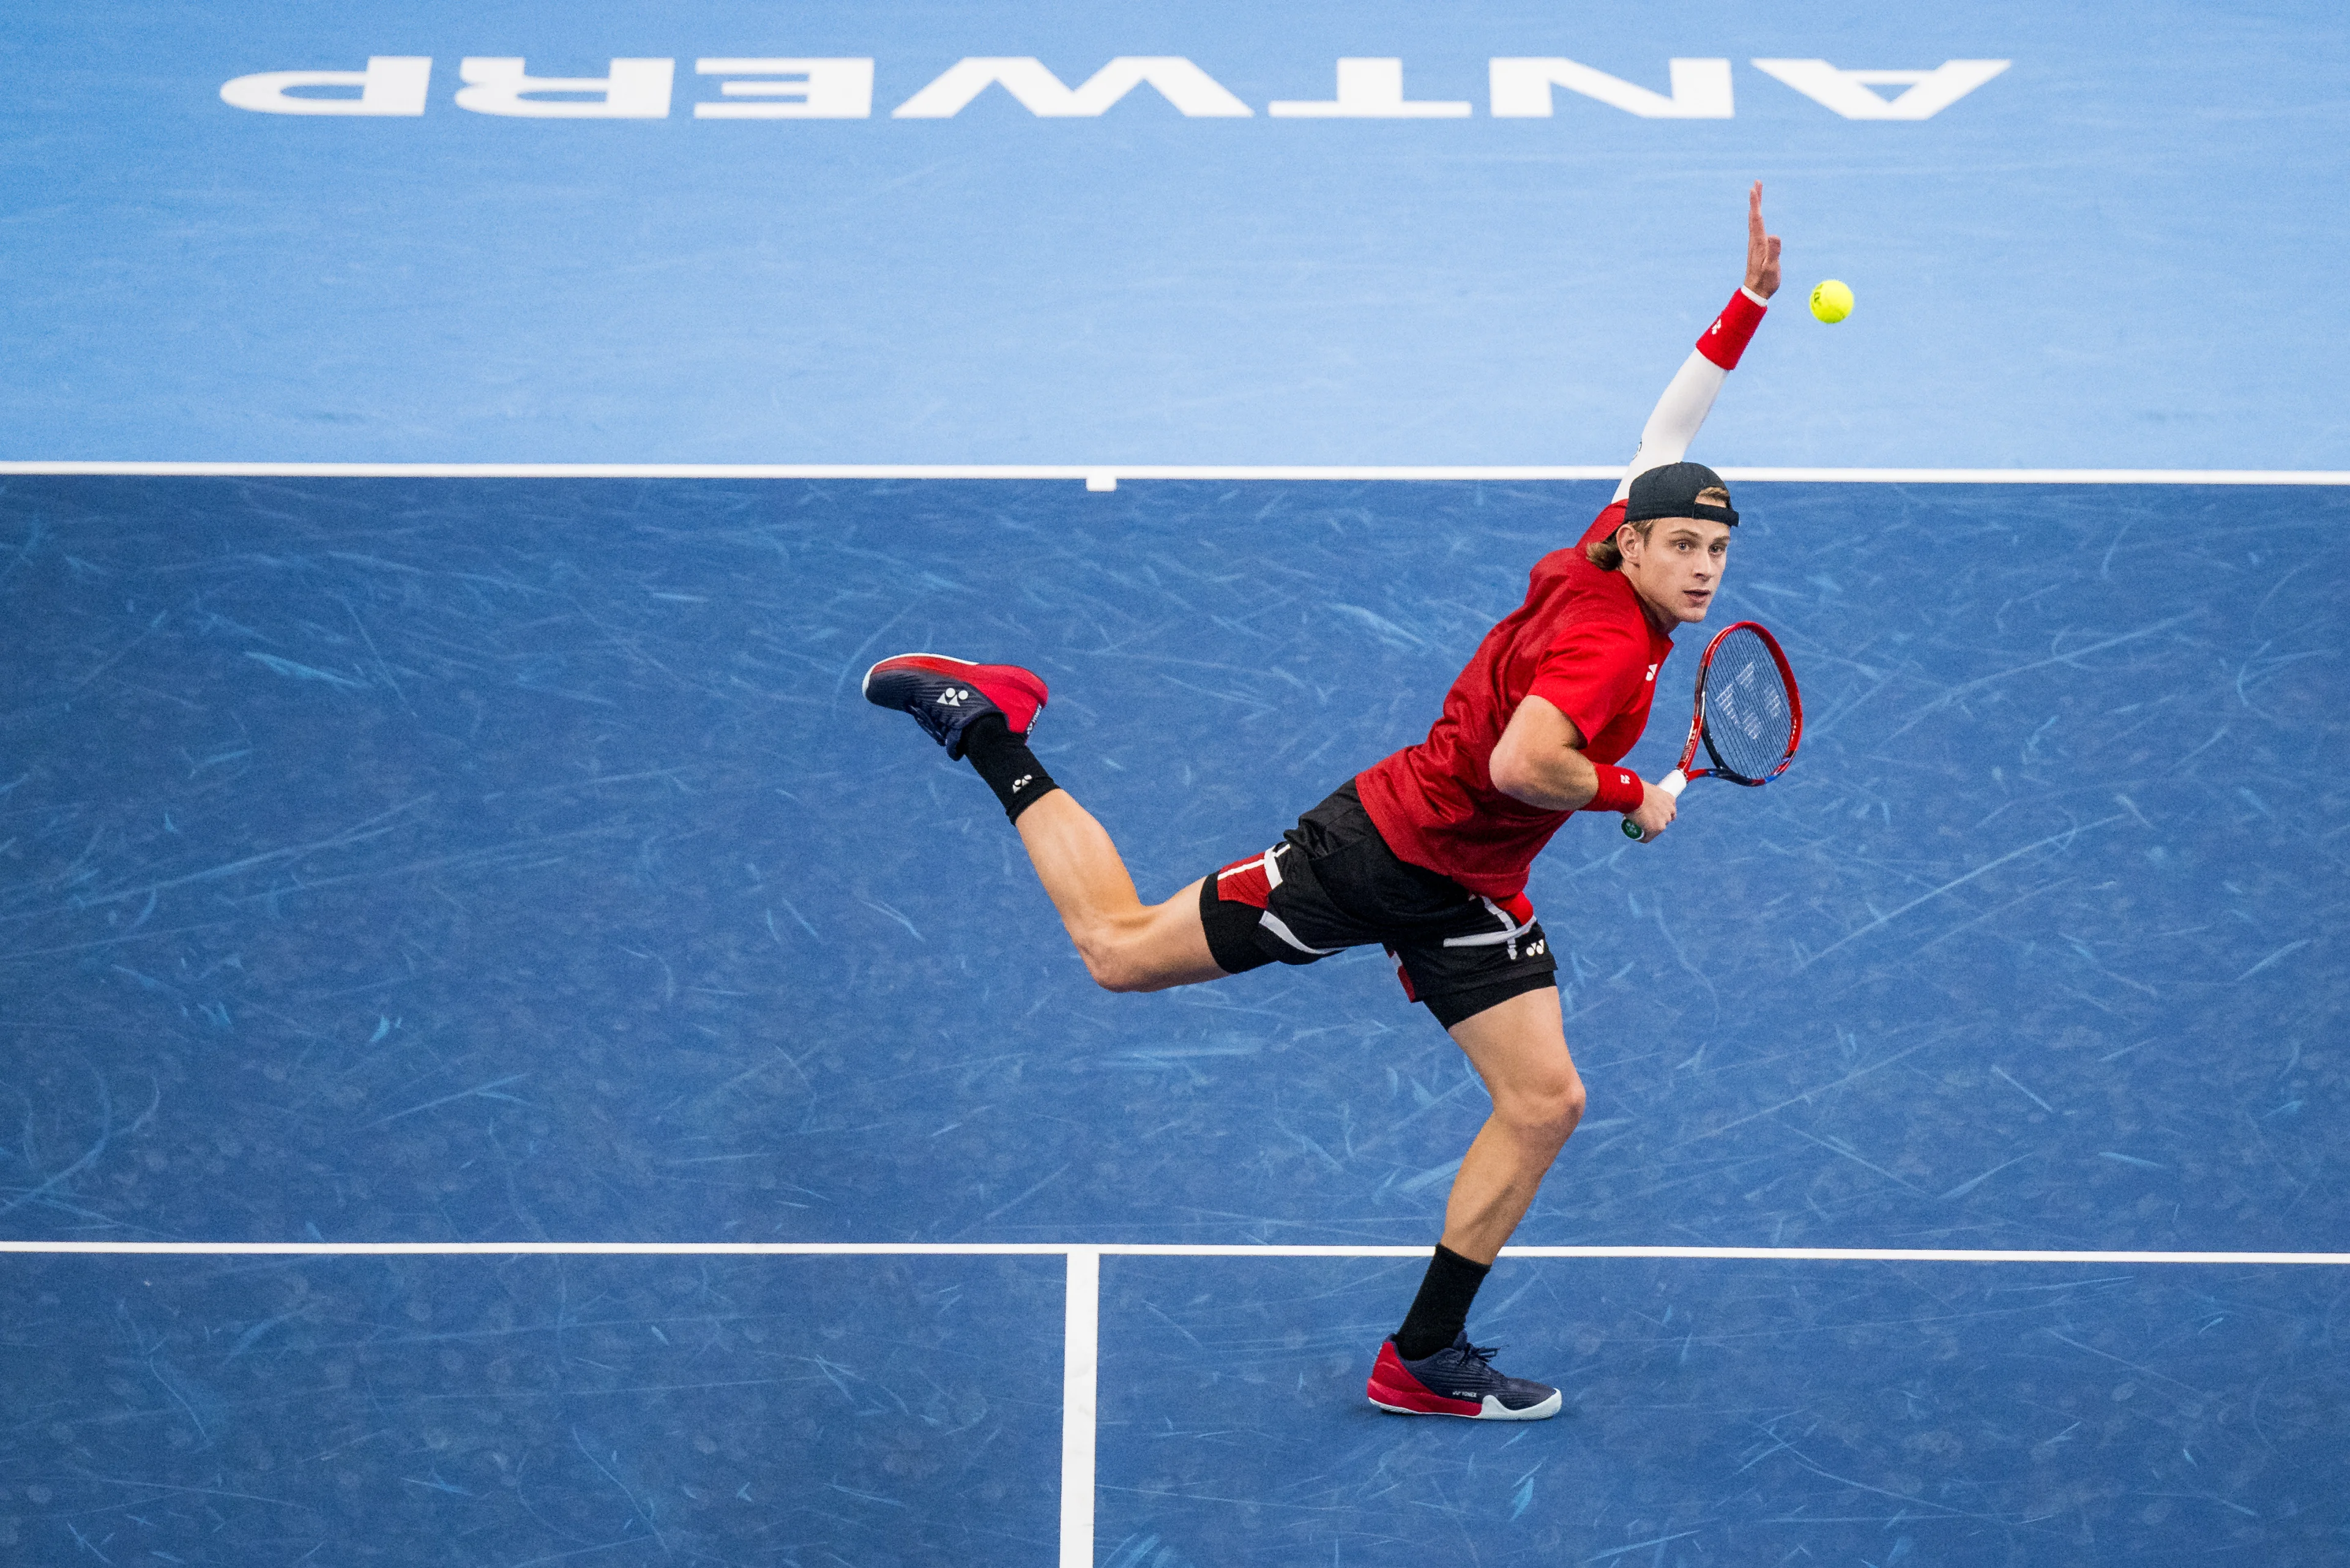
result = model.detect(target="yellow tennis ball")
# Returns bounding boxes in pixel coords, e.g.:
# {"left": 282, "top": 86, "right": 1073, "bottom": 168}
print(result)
{"left": 1810, "top": 279, "right": 1854, "bottom": 324}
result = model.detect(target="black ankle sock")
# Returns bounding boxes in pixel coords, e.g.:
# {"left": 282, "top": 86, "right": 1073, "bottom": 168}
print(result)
{"left": 1393, "top": 1244, "right": 1491, "bottom": 1361}
{"left": 961, "top": 714, "right": 1059, "bottom": 823}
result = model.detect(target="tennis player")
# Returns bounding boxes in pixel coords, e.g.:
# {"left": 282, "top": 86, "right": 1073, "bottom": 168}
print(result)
{"left": 866, "top": 184, "right": 1782, "bottom": 1420}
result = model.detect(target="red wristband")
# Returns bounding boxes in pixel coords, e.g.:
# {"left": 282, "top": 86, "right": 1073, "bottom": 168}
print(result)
{"left": 1695, "top": 286, "right": 1767, "bottom": 370}
{"left": 1588, "top": 764, "right": 1646, "bottom": 815}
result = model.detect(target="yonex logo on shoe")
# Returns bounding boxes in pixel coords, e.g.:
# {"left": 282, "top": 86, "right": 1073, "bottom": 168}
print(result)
{"left": 936, "top": 687, "right": 972, "bottom": 706}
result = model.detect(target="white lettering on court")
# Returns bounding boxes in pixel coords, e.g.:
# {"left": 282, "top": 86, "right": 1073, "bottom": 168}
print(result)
{"left": 695, "top": 58, "right": 874, "bottom": 119}
{"left": 1269, "top": 59, "right": 1470, "bottom": 118}
{"left": 220, "top": 53, "right": 2017, "bottom": 124}
{"left": 454, "top": 58, "right": 676, "bottom": 118}
{"left": 891, "top": 57, "right": 1251, "bottom": 118}
{"left": 220, "top": 56, "right": 432, "bottom": 116}
{"left": 1747, "top": 59, "right": 2010, "bottom": 120}
{"left": 1488, "top": 58, "right": 1733, "bottom": 119}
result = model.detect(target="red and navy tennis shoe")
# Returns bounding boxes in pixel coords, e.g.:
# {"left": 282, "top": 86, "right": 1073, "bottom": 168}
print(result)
{"left": 1367, "top": 1334, "right": 1562, "bottom": 1421}
{"left": 862, "top": 654, "right": 1048, "bottom": 760}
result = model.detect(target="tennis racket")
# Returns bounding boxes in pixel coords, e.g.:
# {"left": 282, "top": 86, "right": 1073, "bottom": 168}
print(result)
{"left": 1622, "top": 619, "right": 1803, "bottom": 840}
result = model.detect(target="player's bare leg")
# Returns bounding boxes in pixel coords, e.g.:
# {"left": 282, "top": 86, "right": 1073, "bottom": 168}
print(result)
{"left": 1012, "top": 792, "right": 1225, "bottom": 992}
{"left": 862, "top": 652, "right": 1223, "bottom": 994}
{"left": 1365, "top": 986, "right": 1581, "bottom": 1421}
{"left": 1438, "top": 987, "right": 1586, "bottom": 1261}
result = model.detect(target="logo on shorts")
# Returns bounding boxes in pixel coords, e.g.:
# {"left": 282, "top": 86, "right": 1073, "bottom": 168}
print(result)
{"left": 1522, "top": 938, "right": 1547, "bottom": 958}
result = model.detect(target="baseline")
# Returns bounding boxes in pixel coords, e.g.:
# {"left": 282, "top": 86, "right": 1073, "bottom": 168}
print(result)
{"left": 2, "top": 461, "right": 2346, "bottom": 485}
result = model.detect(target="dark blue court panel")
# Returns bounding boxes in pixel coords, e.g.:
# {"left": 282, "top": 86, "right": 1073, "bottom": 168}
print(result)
{"left": 0, "top": 1253, "right": 1063, "bottom": 1565}
{"left": 1094, "top": 1256, "right": 2350, "bottom": 1567}
{"left": 1, "top": 478, "right": 2344, "bottom": 1252}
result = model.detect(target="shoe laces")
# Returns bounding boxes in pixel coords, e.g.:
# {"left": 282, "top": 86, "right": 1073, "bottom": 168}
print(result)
{"left": 1461, "top": 1341, "right": 1501, "bottom": 1368}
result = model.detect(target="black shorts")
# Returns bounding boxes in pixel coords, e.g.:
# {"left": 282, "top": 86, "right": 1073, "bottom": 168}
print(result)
{"left": 1198, "top": 781, "right": 1557, "bottom": 1030}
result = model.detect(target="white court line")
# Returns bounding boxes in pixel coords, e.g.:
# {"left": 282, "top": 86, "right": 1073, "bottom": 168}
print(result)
{"left": 4, "top": 1241, "right": 2350, "bottom": 1269}
{"left": 1060, "top": 1249, "right": 1100, "bottom": 1568}
{"left": 1, "top": 461, "right": 2346, "bottom": 484}
{"left": 2, "top": 1240, "right": 2342, "bottom": 1262}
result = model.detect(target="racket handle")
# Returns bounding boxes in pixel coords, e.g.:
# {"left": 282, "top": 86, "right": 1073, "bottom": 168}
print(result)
{"left": 1619, "top": 769, "right": 1688, "bottom": 840}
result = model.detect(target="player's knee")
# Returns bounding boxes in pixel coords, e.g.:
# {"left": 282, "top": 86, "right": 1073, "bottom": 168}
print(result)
{"left": 1076, "top": 931, "right": 1155, "bottom": 994}
{"left": 1558, "top": 1075, "right": 1588, "bottom": 1134}
{"left": 1502, "top": 1067, "right": 1585, "bottom": 1144}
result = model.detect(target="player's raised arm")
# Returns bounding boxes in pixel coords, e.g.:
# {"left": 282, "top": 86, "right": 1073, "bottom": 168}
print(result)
{"left": 1609, "top": 182, "right": 1782, "bottom": 502}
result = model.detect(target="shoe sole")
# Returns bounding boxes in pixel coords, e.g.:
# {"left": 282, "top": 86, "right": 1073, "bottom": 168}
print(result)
{"left": 1368, "top": 1390, "right": 1562, "bottom": 1421}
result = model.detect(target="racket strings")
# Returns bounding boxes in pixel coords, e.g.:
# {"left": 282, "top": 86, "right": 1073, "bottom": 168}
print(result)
{"left": 1699, "top": 628, "right": 1795, "bottom": 783}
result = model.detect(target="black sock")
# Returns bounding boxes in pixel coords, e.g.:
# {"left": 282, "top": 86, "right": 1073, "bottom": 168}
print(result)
{"left": 961, "top": 714, "right": 1059, "bottom": 823}
{"left": 1393, "top": 1244, "right": 1491, "bottom": 1360}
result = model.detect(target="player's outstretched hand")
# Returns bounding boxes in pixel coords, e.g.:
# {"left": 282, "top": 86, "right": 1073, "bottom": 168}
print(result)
{"left": 1744, "top": 181, "right": 1781, "bottom": 300}
{"left": 1627, "top": 780, "right": 1679, "bottom": 843}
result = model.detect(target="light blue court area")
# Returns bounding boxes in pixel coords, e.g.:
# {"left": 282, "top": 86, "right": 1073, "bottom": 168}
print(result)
{"left": 1, "top": 476, "right": 2346, "bottom": 1562}
{"left": 4, "top": 1, "right": 2348, "bottom": 468}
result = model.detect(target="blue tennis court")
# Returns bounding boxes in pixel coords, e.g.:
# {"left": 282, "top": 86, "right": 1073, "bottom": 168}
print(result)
{"left": 5, "top": 2, "right": 2348, "bottom": 1564}
{"left": 4, "top": 476, "right": 2343, "bottom": 1563}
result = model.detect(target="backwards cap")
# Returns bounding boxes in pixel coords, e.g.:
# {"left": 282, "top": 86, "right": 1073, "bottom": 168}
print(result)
{"left": 1625, "top": 461, "right": 1738, "bottom": 527}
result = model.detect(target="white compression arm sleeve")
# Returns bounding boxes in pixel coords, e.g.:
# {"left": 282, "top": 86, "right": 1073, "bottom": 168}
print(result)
{"left": 1610, "top": 348, "right": 1729, "bottom": 503}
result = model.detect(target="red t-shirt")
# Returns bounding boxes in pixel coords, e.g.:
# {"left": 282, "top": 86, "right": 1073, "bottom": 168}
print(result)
{"left": 1355, "top": 500, "right": 1674, "bottom": 899}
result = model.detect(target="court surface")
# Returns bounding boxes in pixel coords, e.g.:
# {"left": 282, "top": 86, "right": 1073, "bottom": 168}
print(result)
{"left": 6, "top": 1, "right": 2350, "bottom": 1564}
{"left": 4, "top": 0, "right": 2348, "bottom": 469}
{"left": 3, "top": 475, "right": 2344, "bottom": 1566}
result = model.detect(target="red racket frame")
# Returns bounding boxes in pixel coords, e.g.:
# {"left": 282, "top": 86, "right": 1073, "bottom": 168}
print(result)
{"left": 1673, "top": 618, "right": 1804, "bottom": 785}
{"left": 1622, "top": 619, "right": 1803, "bottom": 840}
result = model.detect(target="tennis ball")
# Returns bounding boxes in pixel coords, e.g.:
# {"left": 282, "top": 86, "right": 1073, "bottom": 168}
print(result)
{"left": 1809, "top": 280, "right": 1854, "bottom": 324}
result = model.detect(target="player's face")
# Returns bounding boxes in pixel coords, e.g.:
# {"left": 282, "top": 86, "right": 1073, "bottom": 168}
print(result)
{"left": 1621, "top": 517, "right": 1731, "bottom": 625}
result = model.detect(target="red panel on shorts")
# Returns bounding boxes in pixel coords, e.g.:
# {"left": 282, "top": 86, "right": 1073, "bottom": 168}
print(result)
{"left": 1214, "top": 853, "right": 1274, "bottom": 911}
{"left": 1386, "top": 946, "right": 1419, "bottom": 1002}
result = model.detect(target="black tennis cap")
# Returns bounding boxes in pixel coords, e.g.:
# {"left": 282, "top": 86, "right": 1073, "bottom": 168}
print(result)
{"left": 1625, "top": 461, "right": 1738, "bottom": 528}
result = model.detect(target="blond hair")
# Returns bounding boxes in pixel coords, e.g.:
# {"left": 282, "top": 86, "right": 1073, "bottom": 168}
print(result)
{"left": 1584, "top": 488, "right": 1733, "bottom": 572}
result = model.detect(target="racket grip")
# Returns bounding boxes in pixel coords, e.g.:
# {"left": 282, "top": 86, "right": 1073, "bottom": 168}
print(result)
{"left": 1619, "top": 770, "right": 1688, "bottom": 840}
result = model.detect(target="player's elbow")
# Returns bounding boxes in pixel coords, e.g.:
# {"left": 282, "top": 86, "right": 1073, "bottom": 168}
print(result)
{"left": 1488, "top": 742, "right": 1576, "bottom": 811}
{"left": 1487, "top": 738, "right": 1539, "bottom": 805}
{"left": 1491, "top": 696, "right": 1587, "bottom": 810}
